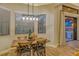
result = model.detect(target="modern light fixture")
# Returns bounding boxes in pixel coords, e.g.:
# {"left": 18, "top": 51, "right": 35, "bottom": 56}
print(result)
{"left": 36, "top": 3, "right": 39, "bottom": 21}
{"left": 32, "top": 3, "right": 39, "bottom": 21}
{"left": 28, "top": 3, "right": 30, "bottom": 21}
{"left": 32, "top": 3, "right": 34, "bottom": 21}
{"left": 27, "top": 3, "right": 39, "bottom": 21}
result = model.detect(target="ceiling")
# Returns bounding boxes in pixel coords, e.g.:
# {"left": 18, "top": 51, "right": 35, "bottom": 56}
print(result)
{"left": 25, "top": 3, "right": 79, "bottom": 7}
{"left": 24, "top": 3, "right": 49, "bottom": 6}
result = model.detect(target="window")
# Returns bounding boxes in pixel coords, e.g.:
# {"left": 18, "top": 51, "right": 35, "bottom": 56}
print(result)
{"left": 15, "top": 13, "right": 34, "bottom": 34}
{"left": 38, "top": 14, "right": 46, "bottom": 33}
{"left": 0, "top": 8, "right": 10, "bottom": 35}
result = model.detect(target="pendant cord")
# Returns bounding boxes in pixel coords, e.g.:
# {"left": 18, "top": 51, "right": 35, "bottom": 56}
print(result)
{"left": 28, "top": 3, "right": 29, "bottom": 16}
{"left": 32, "top": 3, "right": 34, "bottom": 20}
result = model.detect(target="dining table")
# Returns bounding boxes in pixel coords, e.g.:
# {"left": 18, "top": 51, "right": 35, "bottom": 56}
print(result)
{"left": 11, "top": 37, "right": 49, "bottom": 56}
{"left": 11, "top": 37, "right": 48, "bottom": 47}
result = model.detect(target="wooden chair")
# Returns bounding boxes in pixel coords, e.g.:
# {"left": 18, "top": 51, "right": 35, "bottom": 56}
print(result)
{"left": 17, "top": 41, "right": 31, "bottom": 56}
{"left": 31, "top": 41, "right": 38, "bottom": 56}
{"left": 36, "top": 39, "right": 46, "bottom": 56}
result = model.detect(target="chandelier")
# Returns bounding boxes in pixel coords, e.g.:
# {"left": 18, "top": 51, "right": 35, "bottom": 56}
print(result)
{"left": 22, "top": 3, "right": 39, "bottom": 21}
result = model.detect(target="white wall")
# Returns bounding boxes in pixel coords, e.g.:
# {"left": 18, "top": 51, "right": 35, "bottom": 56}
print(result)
{"left": 0, "top": 4, "right": 57, "bottom": 51}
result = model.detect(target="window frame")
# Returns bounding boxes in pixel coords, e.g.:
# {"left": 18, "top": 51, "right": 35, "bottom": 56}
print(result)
{"left": 38, "top": 14, "right": 46, "bottom": 34}
{"left": 0, "top": 7, "right": 10, "bottom": 36}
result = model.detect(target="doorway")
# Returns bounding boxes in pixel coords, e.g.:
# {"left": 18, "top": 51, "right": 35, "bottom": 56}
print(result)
{"left": 65, "top": 16, "right": 77, "bottom": 42}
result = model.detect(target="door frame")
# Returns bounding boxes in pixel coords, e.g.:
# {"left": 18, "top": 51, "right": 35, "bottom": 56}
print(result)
{"left": 60, "top": 12, "right": 79, "bottom": 46}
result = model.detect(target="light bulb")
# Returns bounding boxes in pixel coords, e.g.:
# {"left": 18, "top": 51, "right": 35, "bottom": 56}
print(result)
{"left": 33, "top": 17, "right": 35, "bottom": 21}
{"left": 22, "top": 17, "right": 25, "bottom": 21}
{"left": 26, "top": 17, "right": 29, "bottom": 20}
{"left": 36, "top": 18, "right": 39, "bottom": 21}
{"left": 30, "top": 17, "right": 32, "bottom": 21}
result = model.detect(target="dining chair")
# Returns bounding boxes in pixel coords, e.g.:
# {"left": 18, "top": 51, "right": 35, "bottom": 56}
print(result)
{"left": 17, "top": 41, "right": 31, "bottom": 56}
{"left": 31, "top": 41, "right": 38, "bottom": 56}
{"left": 36, "top": 39, "right": 46, "bottom": 56}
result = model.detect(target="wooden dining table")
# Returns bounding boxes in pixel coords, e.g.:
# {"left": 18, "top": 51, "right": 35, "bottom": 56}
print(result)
{"left": 11, "top": 38, "right": 48, "bottom": 47}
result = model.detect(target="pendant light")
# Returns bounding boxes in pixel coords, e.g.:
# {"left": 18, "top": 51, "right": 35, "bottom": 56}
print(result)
{"left": 32, "top": 3, "right": 35, "bottom": 21}
{"left": 26, "top": 3, "right": 29, "bottom": 21}
{"left": 36, "top": 3, "right": 39, "bottom": 21}
{"left": 26, "top": 3, "right": 39, "bottom": 21}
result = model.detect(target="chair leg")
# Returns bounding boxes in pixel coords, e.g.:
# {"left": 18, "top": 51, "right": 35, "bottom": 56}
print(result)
{"left": 44, "top": 48, "right": 46, "bottom": 56}
{"left": 17, "top": 51, "right": 21, "bottom": 56}
{"left": 40, "top": 48, "right": 46, "bottom": 56}
{"left": 32, "top": 50, "right": 36, "bottom": 56}
{"left": 28, "top": 51, "right": 31, "bottom": 56}
{"left": 37, "top": 51, "right": 40, "bottom": 56}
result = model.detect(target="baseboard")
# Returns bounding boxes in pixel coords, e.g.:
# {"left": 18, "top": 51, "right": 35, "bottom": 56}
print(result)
{"left": 46, "top": 43, "right": 58, "bottom": 48}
